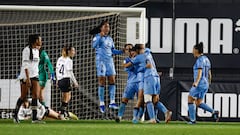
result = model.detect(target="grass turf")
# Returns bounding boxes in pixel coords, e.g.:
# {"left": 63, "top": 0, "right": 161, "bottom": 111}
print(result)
{"left": 0, "top": 119, "right": 239, "bottom": 135}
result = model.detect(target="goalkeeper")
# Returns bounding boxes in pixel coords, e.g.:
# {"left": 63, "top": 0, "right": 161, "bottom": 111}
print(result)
{"left": 38, "top": 45, "right": 55, "bottom": 106}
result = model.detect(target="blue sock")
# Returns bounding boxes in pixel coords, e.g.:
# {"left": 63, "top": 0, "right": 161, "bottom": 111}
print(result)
{"left": 156, "top": 102, "right": 167, "bottom": 114}
{"left": 199, "top": 103, "right": 214, "bottom": 113}
{"left": 118, "top": 102, "right": 126, "bottom": 117}
{"left": 146, "top": 102, "right": 155, "bottom": 120}
{"left": 155, "top": 108, "right": 158, "bottom": 118}
{"left": 188, "top": 103, "right": 196, "bottom": 122}
{"left": 98, "top": 86, "right": 105, "bottom": 104}
{"left": 133, "top": 108, "right": 139, "bottom": 119}
{"left": 138, "top": 107, "right": 144, "bottom": 120}
{"left": 108, "top": 84, "right": 116, "bottom": 103}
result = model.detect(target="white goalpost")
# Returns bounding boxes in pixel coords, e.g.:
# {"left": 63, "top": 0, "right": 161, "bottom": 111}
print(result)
{"left": 0, "top": 5, "right": 146, "bottom": 120}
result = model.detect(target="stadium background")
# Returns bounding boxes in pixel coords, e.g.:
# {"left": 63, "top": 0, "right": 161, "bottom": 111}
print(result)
{"left": 0, "top": 0, "right": 239, "bottom": 122}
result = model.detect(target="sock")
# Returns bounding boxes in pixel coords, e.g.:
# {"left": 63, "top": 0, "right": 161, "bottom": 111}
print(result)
{"left": 14, "top": 98, "right": 24, "bottom": 118}
{"left": 118, "top": 102, "right": 127, "bottom": 117}
{"left": 61, "top": 102, "right": 68, "bottom": 115}
{"left": 133, "top": 107, "right": 139, "bottom": 120}
{"left": 146, "top": 102, "right": 155, "bottom": 120}
{"left": 32, "top": 98, "right": 38, "bottom": 120}
{"left": 138, "top": 107, "right": 144, "bottom": 120}
{"left": 155, "top": 108, "right": 159, "bottom": 119}
{"left": 108, "top": 84, "right": 116, "bottom": 104}
{"left": 156, "top": 101, "right": 167, "bottom": 114}
{"left": 188, "top": 103, "right": 196, "bottom": 122}
{"left": 199, "top": 103, "right": 214, "bottom": 113}
{"left": 98, "top": 86, "right": 105, "bottom": 105}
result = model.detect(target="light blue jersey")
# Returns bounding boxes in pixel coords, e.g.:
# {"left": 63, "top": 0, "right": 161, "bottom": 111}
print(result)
{"left": 143, "top": 48, "right": 160, "bottom": 95}
{"left": 144, "top": 48, "right": 159, "bottom": 78}
{"left": 92, "top": 33, "right": 123, "bottom": 62}
{"left": 122, "top": 57, "right": 139, "bottom": 99}
{"left": 193, "top": 55, "right": 211, "bottom": 87}
{"left": 124, "top": 57, "right": 138, "bottom": 83}
{"left": 131, "top": 53, "right": 146, "bottom": 90}
{"left": 190, "top": 55, "right": 211, "bottom": 99}
{"left": 92, "top": 33, "right": 123, "bottom": 76}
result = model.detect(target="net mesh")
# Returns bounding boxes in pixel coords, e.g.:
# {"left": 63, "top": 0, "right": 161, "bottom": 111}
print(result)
{"left": 0, "top": 8, "right": 141, "bottom": 120}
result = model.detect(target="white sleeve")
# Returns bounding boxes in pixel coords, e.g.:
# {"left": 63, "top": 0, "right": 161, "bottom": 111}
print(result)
{"left": 69, "top": 71, "right": 77, "bottom": 84}
{"left": 22, "top": 47, "right": 30, "bottom": 70}
{"left": 55, "top": 58, "right": 60, "bottom": 80}
{"left": 66, "top": 59, "right": 73, "bottom": 71}
{"left": 67, "top": 59, "right": 77, "bottom": 84}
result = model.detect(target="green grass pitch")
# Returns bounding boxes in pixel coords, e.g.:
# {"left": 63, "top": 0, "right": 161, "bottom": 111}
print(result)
{"left": 0, "top": 119, "right": 239, "bottom": 135}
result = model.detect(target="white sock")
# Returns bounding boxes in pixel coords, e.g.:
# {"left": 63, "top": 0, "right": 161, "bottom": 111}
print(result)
{"left": 110, "top": 100, "right": 115, "bottom": 104}
{"left": 100, "top": 102, "right": 105, "bottom": 106}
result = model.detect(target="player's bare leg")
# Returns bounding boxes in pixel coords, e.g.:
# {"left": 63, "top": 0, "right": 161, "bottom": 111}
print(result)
{"left": 14, "top": 82, "right": 28, "bottom": 123}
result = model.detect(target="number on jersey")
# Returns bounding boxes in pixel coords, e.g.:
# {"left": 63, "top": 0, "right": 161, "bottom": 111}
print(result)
{"left": 59, "top": 65, "right": 64, "bottom": 75}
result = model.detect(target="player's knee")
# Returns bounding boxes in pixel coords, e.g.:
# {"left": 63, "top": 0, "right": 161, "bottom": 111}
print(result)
{"left": 188, "top": 95, "right": 195, "bottom": 103}
{"left": 122, "top": 98, "right": 128, "bottom": 104}
{"left": 144, "top": 94, "right": 152, "bottom": 103}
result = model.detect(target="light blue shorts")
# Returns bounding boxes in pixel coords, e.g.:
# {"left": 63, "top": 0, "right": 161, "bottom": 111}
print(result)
{"left": 122, "top": 82, "right": 139, "bottom": 100}
{"left": 96, "top": 60, "right": 116, "bottom": 77}
{"left": 144, "top": 76, "right": 160, "bottom": 95}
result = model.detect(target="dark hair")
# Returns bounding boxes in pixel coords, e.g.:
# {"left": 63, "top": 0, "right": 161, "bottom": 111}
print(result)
{"left": 124, "top": 43, "right": 133, "bottom": 48}
{"left": 62, "top": 45, "right": 73, "bottom": 57}
{"left": 28, "top": 34, "right": 40, "bottom": 60}
{"left": 89, "top": 20, "right": 109, "bottom": 35}
{"left": 130, "top": 46, "right": 137, "bottom": 52}
{"left": 194, "top": 42, "right": 204, "bottom": 54}
{"left": 135, "top": 44, "right": 144, "bottom": 50}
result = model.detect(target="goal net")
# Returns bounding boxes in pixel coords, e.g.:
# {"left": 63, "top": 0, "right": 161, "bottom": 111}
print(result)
{"left": 0, "top": 6, "right": 146, "bottom": 120}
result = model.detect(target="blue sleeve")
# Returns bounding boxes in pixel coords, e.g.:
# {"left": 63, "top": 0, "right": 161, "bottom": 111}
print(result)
{"left": 145, "top": 48, "right": 151, "bottom": 55}
{"left": 196, "top": 58, "right": 204, "bottom": 69}
{"left": 131, "top": 56, "right": 140, "bottom": 65}
{"left": 112, "top": 49, "right": 123, "bottom": 55}
{"left": 92, "top": 35, "right": 101, "bottom": 49}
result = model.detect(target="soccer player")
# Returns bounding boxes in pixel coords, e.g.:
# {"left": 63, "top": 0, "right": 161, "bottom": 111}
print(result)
{"left": 123, "top": 44, "right": 146, "bottom": 123}
{"left": 138, "top": 44, "right": 172, "bottom": 124}
{"left": 188, "top": 42, "right": 219, "bottom": 124}
{"left": 90, "top": 20, "right": 123, "bottom": 113}
{"left": 56, "top": 45, "right": 79, "bottom": 119}
{"left": 14, "top": 34, "right": 43, "bottom": 123}
{"left": 116, "top": 44, "right": 140, "bottom": 122}
{"left": 18, "top": 99, "right": 78, "bottom": 121}
{"left": 38, "top": 44, "right": 55, "bottom": 107}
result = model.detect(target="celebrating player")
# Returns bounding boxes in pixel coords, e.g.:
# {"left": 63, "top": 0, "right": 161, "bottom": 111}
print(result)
{"left": 116, "top": 44, "right": 140, "bottom": 122}
{"left": 138, "top": 44, "right": 172, "bottom": 124}
{"left": 56, "top": 45, "right": 79, "bottom": 119}
{"left": 123, "top": 44, "right": 146, "bottom": 123}
{"left": 38, "top": 43, "right": 55, "bottom": 107}
{"left": 90, "top": 20, "right": 123, "bottom": 113}
{"left": 188, "top": 42, "right": 219, "bottom": 124}
{"left": 14, "top": 34, "right": 43, "bottom": 123}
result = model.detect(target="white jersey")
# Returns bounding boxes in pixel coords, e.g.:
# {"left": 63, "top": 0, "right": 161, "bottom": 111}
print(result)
{"left": 19, "top": 46, "right": 40, "bottom": 79}
{"left": 18, "top": 103, "right": 46, "bottom": 120}
{"left": 56, "top": 56, "right": 73, "bottom": 81}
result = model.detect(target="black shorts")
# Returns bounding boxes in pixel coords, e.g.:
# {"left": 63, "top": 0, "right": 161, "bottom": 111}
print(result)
{"left": 58, "top": 78, "right": 71, "bottom": 92}
{"left": 20, "top": 77, "right": 39, "bottom": 84}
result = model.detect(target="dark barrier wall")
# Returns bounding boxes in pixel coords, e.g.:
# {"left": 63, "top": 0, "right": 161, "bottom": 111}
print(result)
{"left": 147, "top": 3, "right": 240, "bottom": 69}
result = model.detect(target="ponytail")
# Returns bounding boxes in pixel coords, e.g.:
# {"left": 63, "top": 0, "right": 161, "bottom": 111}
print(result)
{"left": 28, "top": 34, "right": 40, "bottom": 61}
